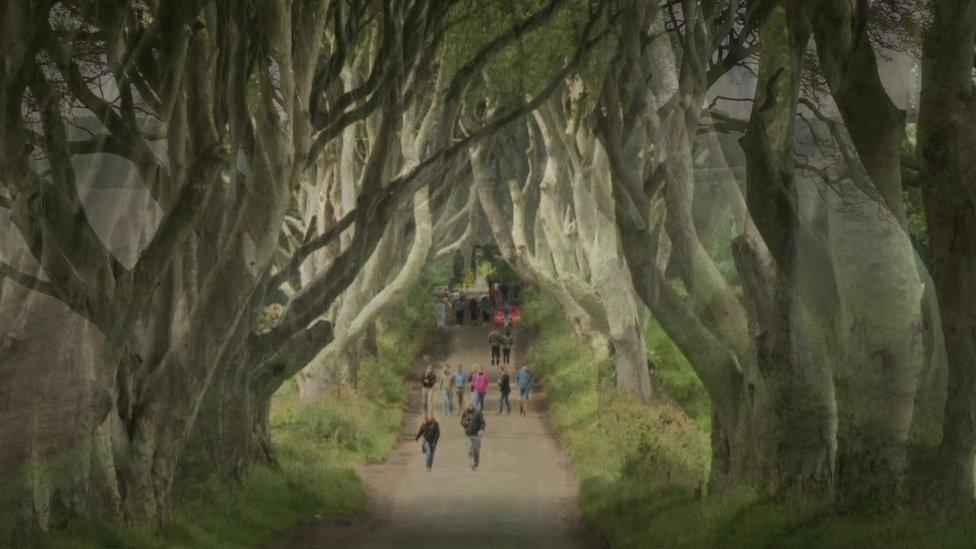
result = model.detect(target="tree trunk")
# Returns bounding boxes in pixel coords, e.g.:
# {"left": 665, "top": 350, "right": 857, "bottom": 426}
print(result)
{"left": 826, "top": 191, "right": 926, "bottom": 504}
{"left": 731, "top": 7, "right": 837, "bottom": 494}
{"left": 917, "top": 0, "right": 976, "bottom": 507}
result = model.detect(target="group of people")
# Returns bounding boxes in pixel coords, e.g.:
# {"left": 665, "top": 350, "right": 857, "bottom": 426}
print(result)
{"left": 432, "top": 283, "right": 521, "bottom": 329}
{"left": 416, "top": 361, "right": 534, "bottom": 471}
{"left": 488, "top": 326, "right": 514, "bottom": 367}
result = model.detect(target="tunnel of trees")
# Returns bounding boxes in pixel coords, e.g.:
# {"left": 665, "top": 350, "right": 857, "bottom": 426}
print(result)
{"left": 1, "top": 0, "right": 976, "bottom": 542}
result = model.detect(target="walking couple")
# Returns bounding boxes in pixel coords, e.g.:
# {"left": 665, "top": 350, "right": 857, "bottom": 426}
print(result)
{"left": 413, "top": 399, "right": 486, "bottom": 472}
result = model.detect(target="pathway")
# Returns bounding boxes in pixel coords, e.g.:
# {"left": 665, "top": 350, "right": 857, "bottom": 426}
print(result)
{"left": 282, "top": 323, "right": 601, "bottom": 548}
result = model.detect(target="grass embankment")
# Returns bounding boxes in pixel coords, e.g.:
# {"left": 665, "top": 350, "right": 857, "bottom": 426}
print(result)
{"left": 33, "top": 285, "right": 432, "bottom": 549}
{"left": 524, "top": 291, "right": 976, "bottom": 548}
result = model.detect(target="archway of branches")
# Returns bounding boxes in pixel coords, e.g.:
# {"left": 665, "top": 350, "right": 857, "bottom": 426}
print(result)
{"left": 1, "top": 0, "right": 974, "bottom": 538}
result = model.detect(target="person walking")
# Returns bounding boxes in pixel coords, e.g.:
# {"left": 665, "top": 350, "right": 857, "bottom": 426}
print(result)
{"left": 454, "top": 297, "right": 467, "bottom": 325}
{"left": 434, "top": 299, "right": 446, "bottom": 328}
{"left": 421, "top": 364, "right": 437, "bottom": 412}
{"left": 480, "top": 294, "right": 491, "bottom": 324}
{"left": 460, "top": 401, "right": 486, "bottom": 471}
{"left": 498, "top": 366, "right": 512, "bottom": 415}
{"left": 472, "top": 365, "right": 490, "bottom": 412}
{"left": 488, "top": 327, "right": 502, "bottom": 367}
{"left": 502, "top": 329, "right": 513, "bottom": 366}
{"left": 415, "top": 411, "right": 440, "bottom": 472}
{"left": 453, "top": 364, "right": 468, "bottom": 411}
{"left": 516, "top": 363, "right": 534, "bottom": 416}
{"left": 468, "top": 297, "right": 479, "bottom": 325}
{"left": 440, "top": 364, "right": 454, "bottom": 416}
{"left": 445, "top": 297, "right": 455, "bottom": 326}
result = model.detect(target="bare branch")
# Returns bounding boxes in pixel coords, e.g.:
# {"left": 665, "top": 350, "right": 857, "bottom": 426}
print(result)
{"left": 0, "top": 261, "right": 59, "bottom": 300}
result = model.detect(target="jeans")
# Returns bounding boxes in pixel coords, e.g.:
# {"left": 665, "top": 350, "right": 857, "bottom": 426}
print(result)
{"left": 476, "top": 392, "right": 486, "bottom": 412}
{"left": 455, "top": 388, "right": 465, "bottom": 410}
{"left": 422, "top": 387, "right": 435, "bottom": 411}
{"left": 499, "top": 392, "right": 510, "bottom": 414}
{"left": 423, "top": 440, "right": 436, "bottom": 469}
{"left": 467, "top": 435, "right": 481, "bottom": 468}
{"left": 442, "top": 389, "right": 454, "bottom": 415}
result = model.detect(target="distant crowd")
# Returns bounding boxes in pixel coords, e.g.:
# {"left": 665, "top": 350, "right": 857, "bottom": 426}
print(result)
{"left": 433, "top": 281, "right": 522, "bottom": 328}
{"left": 415, "top": 286, "right": 534, "bottom": 473}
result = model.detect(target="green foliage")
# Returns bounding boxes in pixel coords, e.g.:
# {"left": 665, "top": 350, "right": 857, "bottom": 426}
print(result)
{"left": 521, "top": 290, "right": 710, "bottom": 543}
{"left": 356, "top": 281, "right": 432, "bottom": 406}
{"left": 33, "top": 443, "right": 366, "bottom": 549}
{"left": 439, "top": 0, "right": 613, "bottom": 100}
{"left": 581, "top": 488, "right": 976, "bottom": 548}
{"left": 422, "top": 254, "right": 455, "bottom": 288}
{"left": 31, "top": 278, "right": 436, "bottom": 549}
{"left": 645, "top": 320, "right": 712, "bottom": 429}
{"left": 525, "top": 288, "right": 976, "bottom": 548}
{"left": 272, "top": 383, "right": 403, "bottom": 466}
{"left": 904, "top": 185, "right": 930, "bottom": 265}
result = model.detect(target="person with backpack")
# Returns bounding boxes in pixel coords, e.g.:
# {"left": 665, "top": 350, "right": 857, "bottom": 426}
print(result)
{"left": 421, "top": 364, "right": 437, "bottom": 413}
{"left": 453, "top": 364, "right": 468, "bottom": 411}
{"left": 460, "top": 401, "right": 486, "bottom": 470}
{"left": 516, "top": 363, "right": 534, "bottom": 416}
{"left": 488, "top": 327, "right": 502, "bottom": 366}
{"left": 415, "top": 411, "right": 441, "bottom": 472}
{"left": 498, "top": 366, "right": 512, "bottom": 415}
{"left": 472, "top": 365, "right": 490, "bottom": 412}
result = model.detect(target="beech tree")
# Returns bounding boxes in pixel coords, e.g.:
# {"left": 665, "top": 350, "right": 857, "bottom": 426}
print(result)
{"left": 0, "top": 0, "right": 610, "bottom": 533}
{"left": 916, "top": 0, "right": 976, "bottom": 507}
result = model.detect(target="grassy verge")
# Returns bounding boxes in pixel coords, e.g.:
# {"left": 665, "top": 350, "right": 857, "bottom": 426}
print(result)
{"left": 523, "top": 290, "right": 976, "bottom": 548}
{"left": 645, "top": 319, "right": 711, "bottom": 430}
{"left": 32, "top": 283, "right": 433, "bottom": 549}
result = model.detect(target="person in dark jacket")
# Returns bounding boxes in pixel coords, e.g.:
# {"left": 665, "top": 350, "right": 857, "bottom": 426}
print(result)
{"left": 460, "top": 401, "right": 486, "bottom": 470}
{"left": 488, "top": 328, "right": 502, "bottom": 366}
{"left": 415, "top": 411, "right": 441, "bottom": 472}
{"left": 454, "top": 297, "right": 466, "bottom": 325}
{"left": 469, "top": 297, "right": 479, "bottom": 325}
{"left": 498, "top": 366, "right": 512, "bottom": 415}
{"left": 480, "top": 294, "right": 491, "bottom": 324}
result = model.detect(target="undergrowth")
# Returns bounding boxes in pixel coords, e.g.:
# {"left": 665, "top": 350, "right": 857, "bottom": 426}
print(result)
{"left": 29, "top": 281, "right": 434, "bottom": 549}
{"left": 523, "top": 290, "right": 976, "bottom": 548}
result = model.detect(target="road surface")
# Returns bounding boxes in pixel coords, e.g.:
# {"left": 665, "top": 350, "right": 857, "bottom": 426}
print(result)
{"left": 281, "top": 324, "right": 601, "bottom": 549}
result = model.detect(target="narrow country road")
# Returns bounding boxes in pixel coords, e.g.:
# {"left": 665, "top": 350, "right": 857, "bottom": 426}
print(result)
{"left": 281, "top": 323, "right": 601, "bottom": 549}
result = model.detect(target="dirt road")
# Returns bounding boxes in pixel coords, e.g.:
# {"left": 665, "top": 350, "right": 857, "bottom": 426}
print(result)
{"left": 281, "top": 324, "right": 600, "bottom": 549}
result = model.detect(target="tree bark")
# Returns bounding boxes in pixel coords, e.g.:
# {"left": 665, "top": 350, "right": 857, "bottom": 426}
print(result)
{"left": 734, "top": 7, "right": 837, "bottom": 495}
{"left": 917, "top": 0, "right": 976, "bottom": 508}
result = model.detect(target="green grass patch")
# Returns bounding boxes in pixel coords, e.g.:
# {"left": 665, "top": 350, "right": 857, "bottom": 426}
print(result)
{"left": 523, "top": 289, "right": 976, "bottom": 548}
{"left": 645, "top": 319, "right": 712, "bottom": 429}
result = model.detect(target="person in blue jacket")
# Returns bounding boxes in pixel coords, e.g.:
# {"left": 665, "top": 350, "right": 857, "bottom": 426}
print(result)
{"left": 516, "top": 363, "right": 534, "bottom": 417}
